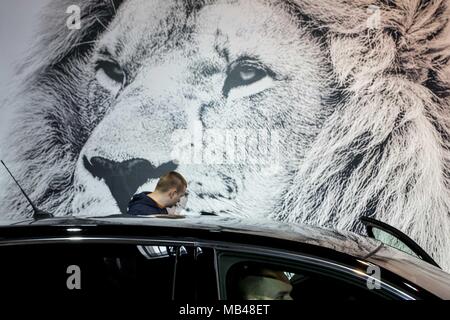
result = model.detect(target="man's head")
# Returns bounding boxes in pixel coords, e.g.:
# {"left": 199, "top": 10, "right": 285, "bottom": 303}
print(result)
{"left": 236, "top": 265, "right": 293, "bottom": 300}
{"left": 154, "top": 171, "right": 187, "bottom": 207}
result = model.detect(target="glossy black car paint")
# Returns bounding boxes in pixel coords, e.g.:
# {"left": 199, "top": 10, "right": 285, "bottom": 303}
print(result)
{"left": 0, "top": 214, "right": 449, "bottom": 299}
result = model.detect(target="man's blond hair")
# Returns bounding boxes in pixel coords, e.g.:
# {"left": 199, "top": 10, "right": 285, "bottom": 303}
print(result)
{"left": 155, "top": 171, "right": 187, "bottom": 193}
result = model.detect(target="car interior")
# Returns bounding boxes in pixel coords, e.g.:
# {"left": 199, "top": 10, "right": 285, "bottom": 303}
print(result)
{"left": 225, "top": 261, "right": 389, "bottom": 301}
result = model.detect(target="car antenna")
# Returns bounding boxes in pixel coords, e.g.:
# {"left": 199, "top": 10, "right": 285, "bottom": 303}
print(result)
{"left": 1, "top": 160, "right": 53, "bottom": 219}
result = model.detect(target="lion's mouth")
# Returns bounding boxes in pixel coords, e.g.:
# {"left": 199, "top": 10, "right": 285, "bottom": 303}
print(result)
{"left": 82, "top": 156, "right": 178, "bottom": 213}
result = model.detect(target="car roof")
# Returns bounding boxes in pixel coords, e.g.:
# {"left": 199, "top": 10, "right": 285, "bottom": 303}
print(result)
{"left": 0, "top": 213, "right": 382, "bottom": 258}
{"left": 1, "top": 213, "right": 450, "bottom": 299}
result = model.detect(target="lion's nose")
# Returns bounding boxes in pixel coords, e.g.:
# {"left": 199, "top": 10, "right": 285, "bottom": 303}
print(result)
{"left": 83, "top": 156, "right": 177, "bottom": 213}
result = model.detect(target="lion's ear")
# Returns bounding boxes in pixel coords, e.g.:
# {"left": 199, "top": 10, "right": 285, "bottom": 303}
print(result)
{"left": 19, "top": 0, "right": 123, "bottom": 77}
{"left": 427, "top": 9, "right": 450, "bottom": 100}
{"left": 292, "top": 0, "right": 450, "bottom": 98}
{"left": 388, "top": 0, "right": 450, "bottom": 99}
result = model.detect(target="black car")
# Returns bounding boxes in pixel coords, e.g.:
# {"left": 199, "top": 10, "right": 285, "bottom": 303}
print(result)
{"left": 0, "top": 214, "right": 449, "bottom": 300}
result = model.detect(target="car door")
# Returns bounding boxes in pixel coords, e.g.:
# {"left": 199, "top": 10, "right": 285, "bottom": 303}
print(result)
{"left": 209, "top": 242, "right": 440, "bottom": 300}
{"left": 0, "top": 238, "right": 203, "bottom": 299}
{"left": 172, "top": 245, "right": 218, "bottom": 301}
{"left": 359, "top": 216, "right": 440, "bottom": 268}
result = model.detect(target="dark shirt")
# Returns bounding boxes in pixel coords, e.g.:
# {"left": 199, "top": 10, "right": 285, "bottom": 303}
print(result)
{"left": 127, "top": 191, "right": 168, "bottom": 216}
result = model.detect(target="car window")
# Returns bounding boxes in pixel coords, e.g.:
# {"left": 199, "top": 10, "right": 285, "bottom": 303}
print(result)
{"left": 218, "top": 252, "right": 400, "bottom": 301}
{"left": 359, "top": 216, "right": 440, "bottom": 268}
{"left": 0, "top": 242, "right": 180, "bottom": 298}
{"left": 371, "top": 227, "right": 419, "bottom": 258}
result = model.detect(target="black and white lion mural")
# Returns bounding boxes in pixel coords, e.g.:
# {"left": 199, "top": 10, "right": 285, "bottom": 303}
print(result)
{"left": 0, "top": 0, "right": 449, "bottom": 270}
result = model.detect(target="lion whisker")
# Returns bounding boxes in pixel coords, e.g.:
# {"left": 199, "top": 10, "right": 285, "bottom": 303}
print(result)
{"left": 71, "top": 40, "right": 99, "bottom": 49}
{"left": 94, "top": 15, "right": 112, "bottom": 33}
{"left": 110, "top": 0, "right": 117, "bottom": 15}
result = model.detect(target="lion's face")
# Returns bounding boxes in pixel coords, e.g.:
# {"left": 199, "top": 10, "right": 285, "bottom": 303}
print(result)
{"left": 2, "top": 0, "right": 450, "bottom": 270}
{"left": 71, "top": 0, "right": 331, "bottom": 216}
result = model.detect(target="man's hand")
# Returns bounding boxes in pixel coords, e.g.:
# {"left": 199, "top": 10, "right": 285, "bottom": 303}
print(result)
{"left": 167, "top": 195, "right": 188, "bottom": 215}
{"left": 166, "top": 206, "right": 179, "bottom": 215}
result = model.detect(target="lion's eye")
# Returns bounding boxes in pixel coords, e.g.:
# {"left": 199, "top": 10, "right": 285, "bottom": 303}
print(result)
{"left": 222, "top": 60, "right": 274, "bottom": 99}
{"left": 95, "top": 59, "right": 126, "bottom": 95}
{"left": 237, "top": 66, "right": 263, "bottom": 82}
